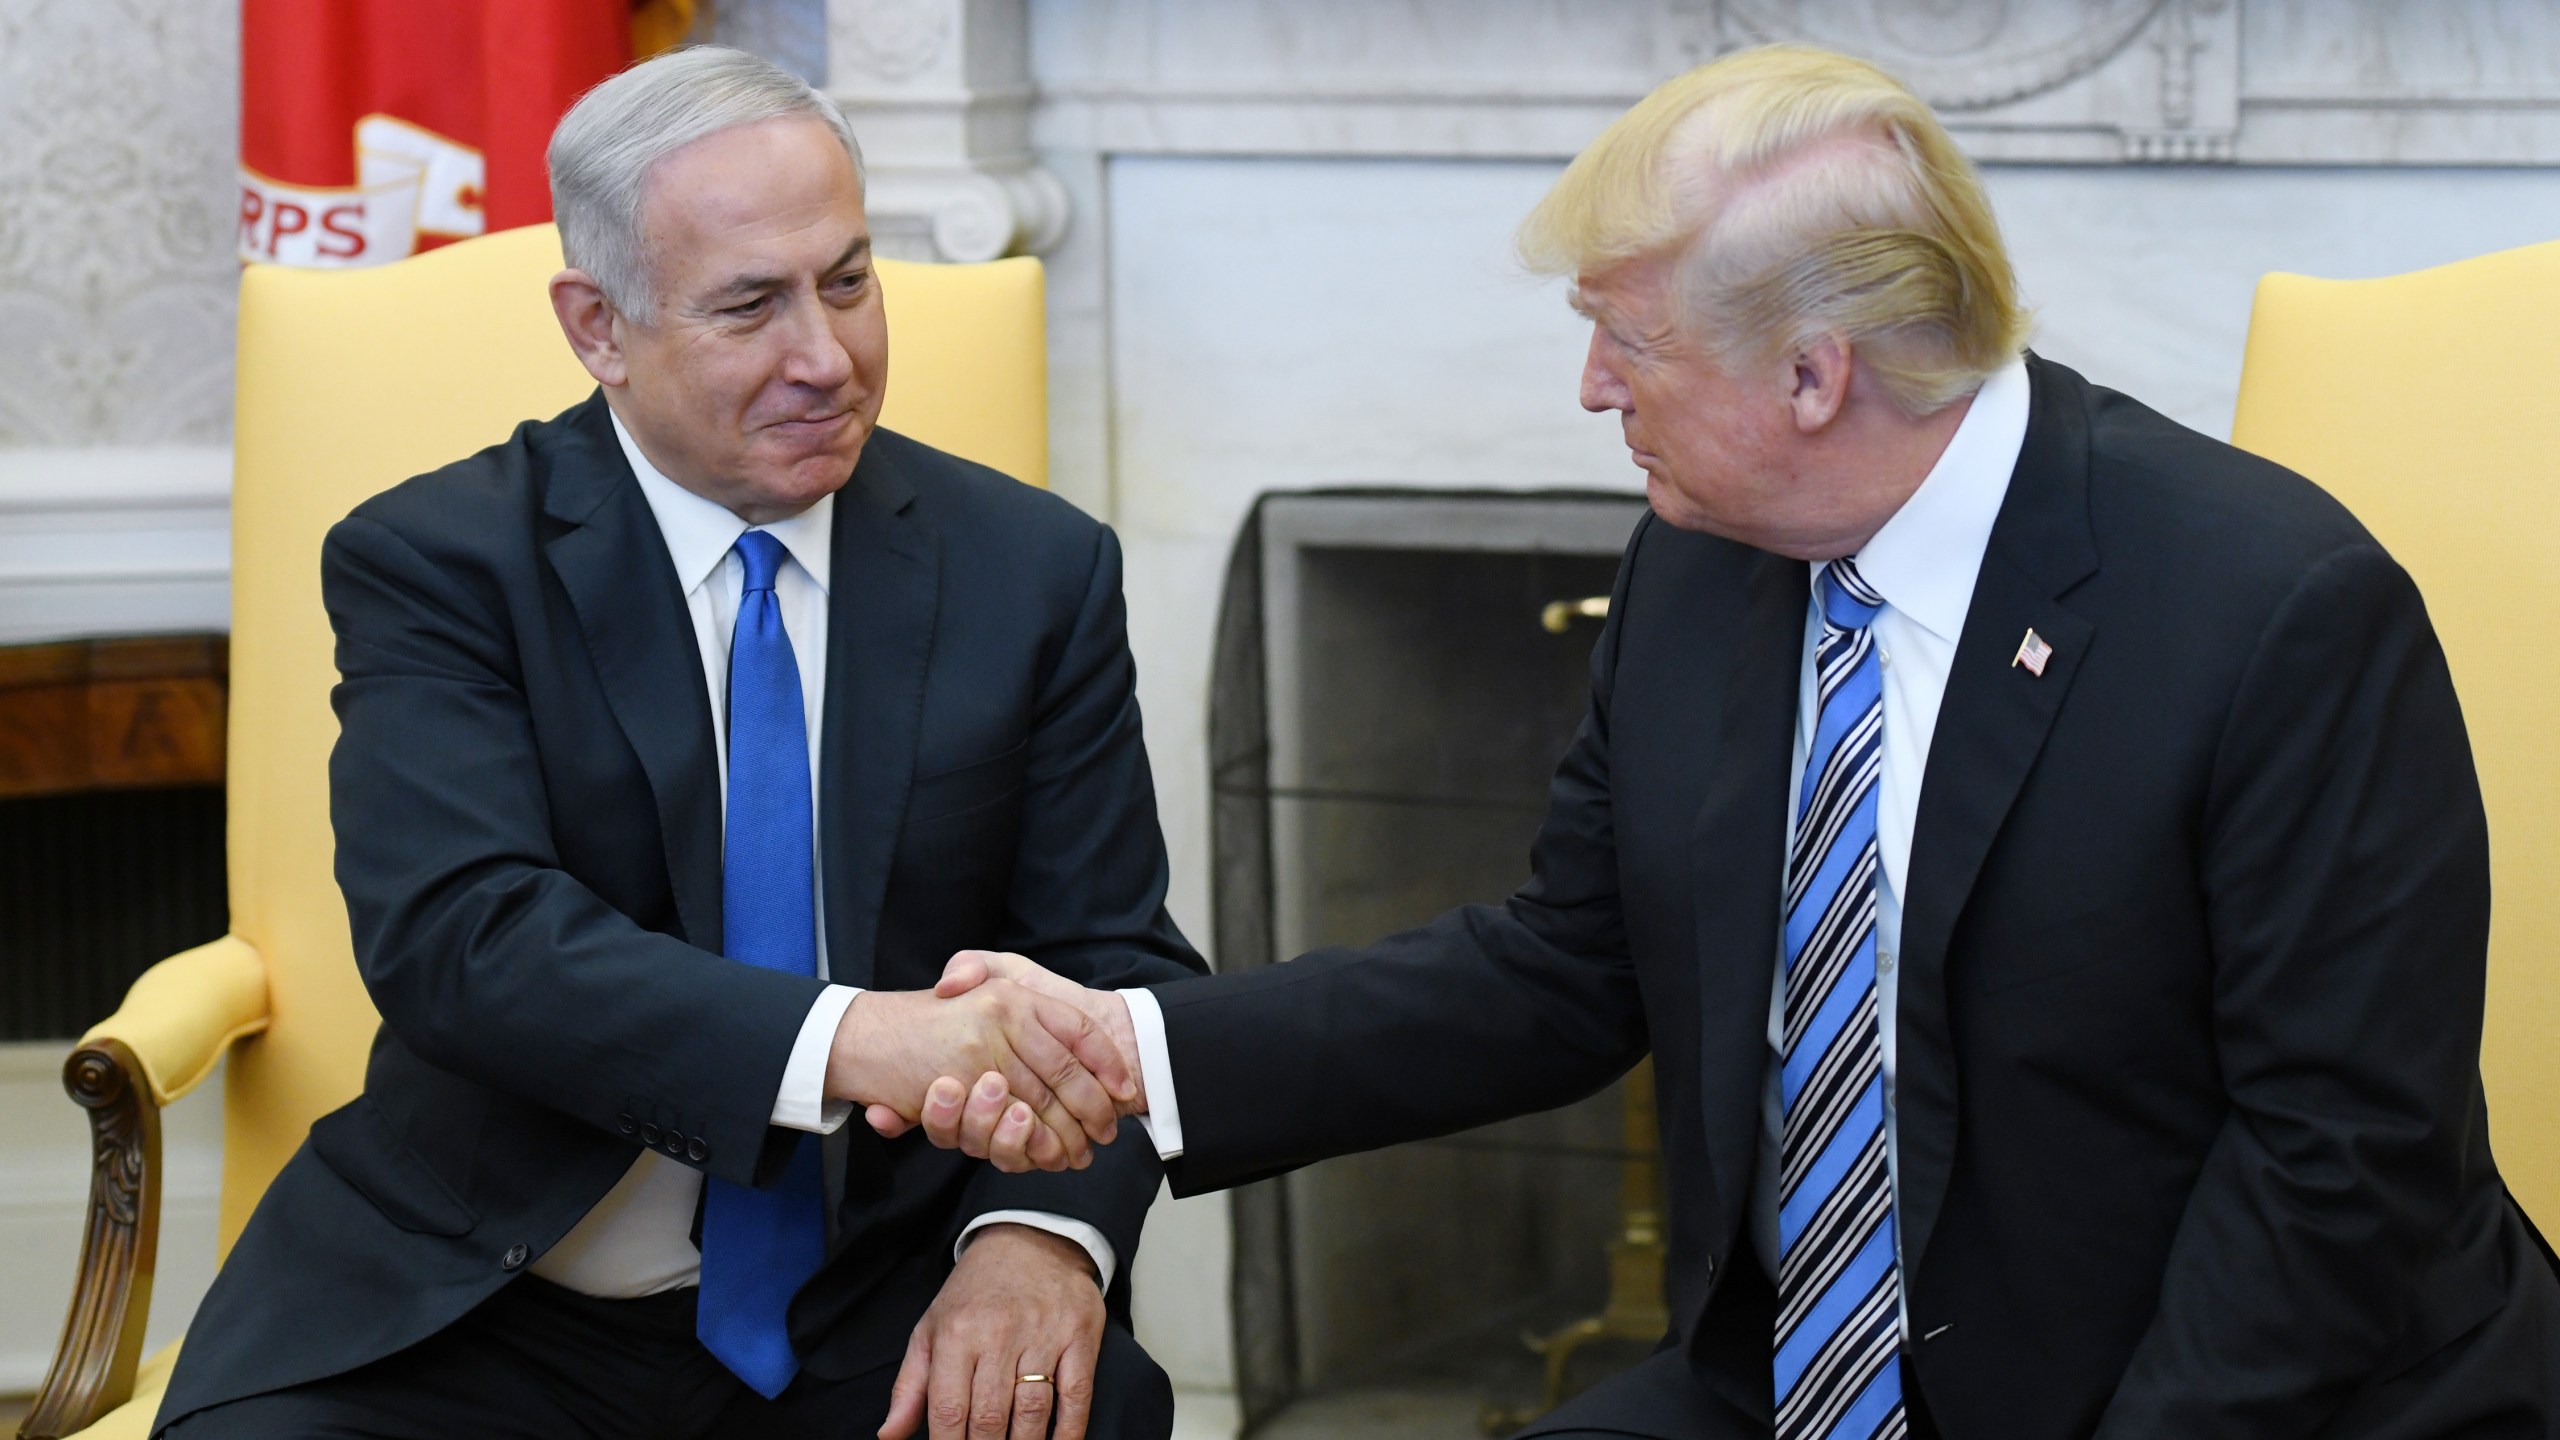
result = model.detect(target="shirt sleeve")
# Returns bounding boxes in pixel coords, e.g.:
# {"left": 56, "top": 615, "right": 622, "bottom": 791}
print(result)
{"left": 955, "top": 1212, "right": 1119, "bottom": 1291}
{"left": 770, "top": 984, "right": 860, "bottom": 1134}
{"left": 1121, "top": 987, "right": 1184, "bottom": 1160}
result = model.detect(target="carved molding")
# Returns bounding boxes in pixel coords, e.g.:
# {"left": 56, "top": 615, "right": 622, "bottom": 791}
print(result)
{"left": 19, "top": 1039, "right": 160, "bottom": 1440}
{"left": 835, "top": 0, "right": 955, "bottom": 81}
{"left": 828, "top": 0, "right": 1072, "bottom": 261}
{"left": 862, "top": 161, "right": 1070, "bottom": 264}
{"left": 1719, "top": 0, "right": 2172, "bottom": 112}
{"left": 1025, "top": 0, "right": 2560, "bottom": 166}
{"left": 1711, "top": 0, "right": 2241, "bottom": 162}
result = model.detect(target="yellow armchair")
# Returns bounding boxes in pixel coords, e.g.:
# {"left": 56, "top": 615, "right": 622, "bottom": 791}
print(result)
{"left": 21, "top": 224, "right": 1048, "bottom": 1440}
{"left": 2232, "top": 240, "right": 2560, "bottom": 1234}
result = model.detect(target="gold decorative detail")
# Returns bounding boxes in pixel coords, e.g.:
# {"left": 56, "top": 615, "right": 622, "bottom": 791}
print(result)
{"left": 1483, "top": 1056, "right": 1669, "bottom": 1433}
{"left": 1541, "top": 595, "right": 1610, "bottom": 634}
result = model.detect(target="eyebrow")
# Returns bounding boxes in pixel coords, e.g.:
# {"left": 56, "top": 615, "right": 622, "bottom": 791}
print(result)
{"left": 702, "top": 235, "right": 873, "bottom": 305}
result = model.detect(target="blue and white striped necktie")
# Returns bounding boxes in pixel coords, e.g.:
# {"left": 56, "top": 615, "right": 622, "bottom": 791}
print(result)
{"left": 1775, "top": 558, "right": 1906, "bottom": 1440}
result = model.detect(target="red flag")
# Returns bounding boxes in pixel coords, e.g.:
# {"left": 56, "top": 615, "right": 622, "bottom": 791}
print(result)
{"left": 238, "top": 0, "right": 654, "bottom": 268}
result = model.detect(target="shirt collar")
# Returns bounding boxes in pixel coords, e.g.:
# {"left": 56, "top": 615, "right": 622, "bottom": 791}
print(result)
{"left": 611, "top": 407, "right": 834, "bottom": 598}
{"left": 1843, "top": 356, "right": 2031, "bottom": 645}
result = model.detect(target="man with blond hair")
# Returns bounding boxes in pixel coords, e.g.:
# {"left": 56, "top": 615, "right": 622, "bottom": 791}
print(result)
{"left": 917, "top": 43, "right": 2560, "bottom": 1439}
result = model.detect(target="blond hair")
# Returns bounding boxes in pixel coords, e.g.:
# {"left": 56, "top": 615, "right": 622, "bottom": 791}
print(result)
{"left": 1519, "top": 45, "right": 2027, "bottom": 414}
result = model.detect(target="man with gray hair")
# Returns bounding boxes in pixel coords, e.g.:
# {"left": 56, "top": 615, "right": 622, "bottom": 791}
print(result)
{"left": 152, "top": 46, "right": 1191, "bottom": 1440}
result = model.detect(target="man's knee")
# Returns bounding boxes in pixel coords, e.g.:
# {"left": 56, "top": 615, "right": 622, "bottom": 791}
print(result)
{"left": 154, "top": 1392, "right": 315, "bottom": 1440}
{"left": 1087, "top": 1324, "right": 1174, "bottom": 1439}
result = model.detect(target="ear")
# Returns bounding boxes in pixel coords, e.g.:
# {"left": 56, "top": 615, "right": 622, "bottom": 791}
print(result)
{"left": 1785, "top": 333, "right": 1854, "bottom": 435}
{"left": 548, "top": 269, "right": 630, "bottom": 388}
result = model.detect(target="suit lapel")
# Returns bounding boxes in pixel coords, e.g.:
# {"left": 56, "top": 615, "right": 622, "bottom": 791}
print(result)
{"left": 1893, "top": 356, "right": 2101, "bottom": 1278}
{"left": 1690, "top": 546, "right": 1808, "bottom": 1235}
{"left": 816, "top": 440, "right": 939, "bottom": 988}
{"left": 540, "top": 394, "right": 726, "bottom": 951}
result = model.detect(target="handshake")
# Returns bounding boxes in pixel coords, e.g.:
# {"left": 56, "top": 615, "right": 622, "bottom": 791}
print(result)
{"left": 824, "top": 951, "right": 1146, "bottom": 1173}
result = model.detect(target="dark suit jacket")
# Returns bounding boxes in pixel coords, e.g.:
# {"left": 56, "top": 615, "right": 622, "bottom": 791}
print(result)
{"left": 1150, "top": 357, "right": 2559, "bottom": 1438}
{"left": 159, "top": 394, "right": 1204, "bottom": 1429}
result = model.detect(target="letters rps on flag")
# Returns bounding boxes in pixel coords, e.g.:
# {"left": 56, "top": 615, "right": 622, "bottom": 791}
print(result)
{"left": 238, "top": 0, "right": 691, "bottom": 268}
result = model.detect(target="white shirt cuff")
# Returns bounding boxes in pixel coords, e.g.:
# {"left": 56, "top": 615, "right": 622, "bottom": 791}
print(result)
{"left": 957, "top": 1211, "right": 1119, "bottom": 1292}
{"left": 1120, "top": 987, "right": 1184, "bottom": 1161}
{"left": 771, "top": 984, "right": 861, "bottom": 1134}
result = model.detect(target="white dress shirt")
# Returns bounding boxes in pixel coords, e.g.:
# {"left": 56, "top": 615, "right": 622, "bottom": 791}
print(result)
{"left": 1744, "top": 356, "right": 2029, "bottom": 1290}
{"left": 1122, "top": 360, "right": 2033, "bottom": 1274}
{"left": 531, "top": 410, "right": 1116, "bottom": 1298}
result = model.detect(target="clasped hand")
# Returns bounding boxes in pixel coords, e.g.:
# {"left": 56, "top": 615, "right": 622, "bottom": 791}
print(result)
{"left": 829, "top": 969, "right": 1138, "bottom": 1172}
{"left": 841, "top": 955, "right": 1144, "bottom": 1173}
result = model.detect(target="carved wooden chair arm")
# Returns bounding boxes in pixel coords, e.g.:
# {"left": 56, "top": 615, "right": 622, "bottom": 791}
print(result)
{"left": 20, "top": 937, "right": 270, "bottom": 1440}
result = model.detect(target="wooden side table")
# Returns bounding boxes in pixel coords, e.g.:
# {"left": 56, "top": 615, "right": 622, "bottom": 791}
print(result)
{"left": 0, "top": 637, "right": 228, "bottom": 800}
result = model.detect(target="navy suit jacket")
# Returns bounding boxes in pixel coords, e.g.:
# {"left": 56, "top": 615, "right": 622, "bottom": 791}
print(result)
{"left": 160, "top": 394, "right": 1204, "bottom": 1428}
{"left": 1149, "top": 357, "right": 2558, "bottom": 1438}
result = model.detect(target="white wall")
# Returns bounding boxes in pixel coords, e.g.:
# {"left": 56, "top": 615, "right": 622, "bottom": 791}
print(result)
{"left": 1107, "top": 160, "right": 1638, "bottom": 1422}
{"left": 1992, "top": 165, "right": 2560, "bottom": 439}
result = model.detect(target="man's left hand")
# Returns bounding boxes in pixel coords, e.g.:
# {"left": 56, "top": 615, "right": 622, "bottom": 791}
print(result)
{"left": 878, "top": 1223, "right": 1106, "bottom": 1440}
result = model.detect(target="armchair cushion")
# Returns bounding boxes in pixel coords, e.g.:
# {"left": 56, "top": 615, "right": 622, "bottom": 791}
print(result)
{"left": 61, "top": 1343, "right": 178, "bottom": 1440}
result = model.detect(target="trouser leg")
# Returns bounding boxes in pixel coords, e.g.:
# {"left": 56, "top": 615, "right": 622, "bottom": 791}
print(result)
{"left": 707, "top": 1322, "right": 1173, "bottom": 1439}
{"left": 157, "top": 1277, "right": 743, "bottom": 1440}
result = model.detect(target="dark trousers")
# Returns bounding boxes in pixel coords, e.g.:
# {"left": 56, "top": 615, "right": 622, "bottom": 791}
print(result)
{"left": 159, "top": 1275, "right": 1173, "bottom": 1440}
{"left": 1521, "top": 1352, "right": 1943, "bottom": 1440}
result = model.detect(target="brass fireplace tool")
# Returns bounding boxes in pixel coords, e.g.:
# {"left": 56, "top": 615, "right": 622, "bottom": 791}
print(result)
{"left": 1481, "top": 1054, "right": 1669, "bottom": 1434}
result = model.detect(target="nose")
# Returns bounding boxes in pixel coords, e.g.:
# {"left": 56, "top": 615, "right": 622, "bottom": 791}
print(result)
{"left": 778, "top": 291, "right": 854, "bottom": 393}
{"left": 1580, "top": 328, "right": 1630, "bottom": 415}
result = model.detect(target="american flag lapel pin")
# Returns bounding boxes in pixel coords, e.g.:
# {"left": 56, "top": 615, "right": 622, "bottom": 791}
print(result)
{"left": 2013, "top": 627, "right": 2053, "bottom": 676}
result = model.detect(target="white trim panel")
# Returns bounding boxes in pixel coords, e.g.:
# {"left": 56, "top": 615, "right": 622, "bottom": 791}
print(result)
{"left": 0, "top": 448, "right": 232, "bottom": 645}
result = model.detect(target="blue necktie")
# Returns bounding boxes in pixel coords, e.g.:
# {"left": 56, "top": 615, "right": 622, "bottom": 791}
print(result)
{"left": 696, "top": 530, "right": 827, "bottom": 1399}
{"left": 1775, "top": 559, "right": 1906, "bottom": 1440}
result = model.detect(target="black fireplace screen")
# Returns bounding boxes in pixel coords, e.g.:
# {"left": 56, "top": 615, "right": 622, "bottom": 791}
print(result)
{"left": 1206, "top": 488, "right": 1652, "bottom": 1425}
{"left": 0, "top": 784, "right": 228, "bottom": 1041}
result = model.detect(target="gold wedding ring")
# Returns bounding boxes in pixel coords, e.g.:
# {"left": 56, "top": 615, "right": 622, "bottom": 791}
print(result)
{"left": 1016, "top": 1374, "right": 1052, "bottom": 1386}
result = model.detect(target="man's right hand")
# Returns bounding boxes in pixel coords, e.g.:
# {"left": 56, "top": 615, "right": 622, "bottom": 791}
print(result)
{"left": 873, "top": 953, "right": 1148, "bottom": 1174}
{"left": 829, "top": 979, "right": 1135, "bottom": 1173}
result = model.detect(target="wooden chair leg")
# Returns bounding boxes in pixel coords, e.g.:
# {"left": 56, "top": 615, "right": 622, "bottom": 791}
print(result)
{"left": 19, "top": 1039, "right": 161, "bottom": 1440}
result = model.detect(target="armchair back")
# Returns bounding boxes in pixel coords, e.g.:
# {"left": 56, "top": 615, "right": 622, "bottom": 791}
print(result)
{"left": 2233, "top": 239, "right": 2560, "bottom": 1228}
{"left": 220, "top": 222, "right": 1049, "bottom": 1250}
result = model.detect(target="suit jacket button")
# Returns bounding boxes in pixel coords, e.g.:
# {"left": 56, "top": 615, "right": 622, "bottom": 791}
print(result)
{"left": 501, "top": 1244, "right": 529, "bottom": 1271}
{"left": 617, "top": 1114, "right": 637, "bottom": 1136}
{"left": 640, "top": 1124, "right": 660, "bottom": 1145}
{"left": 688, "top": 1137, "right": 709, "bottom": 1162}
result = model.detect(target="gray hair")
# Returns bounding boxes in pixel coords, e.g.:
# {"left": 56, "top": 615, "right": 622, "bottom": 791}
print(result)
{"left": 548, "top": 45, "right": 865, "bottom": 318}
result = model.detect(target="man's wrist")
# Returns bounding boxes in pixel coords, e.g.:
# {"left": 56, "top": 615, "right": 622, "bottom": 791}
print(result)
{"left": 958, "top": 1212, "right": 1117, "bottom": 1289}
{"left": 961, "top": 1219, "right": 1099, "bottom": 1283}
{"left": 776, "top": 985, "right": 862, "bottom": 1131}
{"left": 1120, "top": 987, "right": 1183, "bottom": 1158}
{"left": 825, "top": 989, "right": 885, "bottom": 1105}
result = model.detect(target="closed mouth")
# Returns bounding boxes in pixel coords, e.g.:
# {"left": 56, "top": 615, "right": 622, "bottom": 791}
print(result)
{"left": 768, "top": 411, "right": 852, "bottom": 434}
